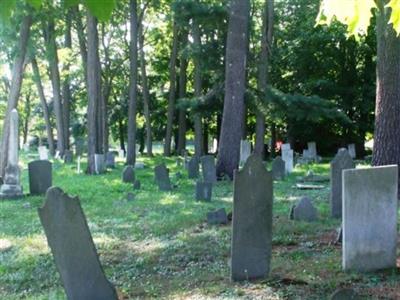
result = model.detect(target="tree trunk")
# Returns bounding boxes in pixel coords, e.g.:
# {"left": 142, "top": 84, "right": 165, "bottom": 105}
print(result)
{"left": 164, "top": 21, "right": 179, "bottom": 156}
{"left": 118, "top": 117, "right": 125, "bottom": 153}
{"left": 177, "top": 32, "right": 188, "bottom": 155}
{"left": 216, "top": 0, "right": 250, "bottom": 178}
{"left": 372, "top": 1, "right": 400, "bottom": 188}
{"left": 62, "top": 9, "right": 72, "bottom": 150}
{"left": 127, "top": 0, "right": 138, "bottom": 165}
{"left": 0, "top": 15, "right": 32, "bottom": 177}
{"left": 31, "top": 57, "right": 55, "bottom": 156}
{"left": 23, "top": 91, "right": 31, "bottom": 145}
{"left": 73, "top": 6, "right": 88, "bottom": 85}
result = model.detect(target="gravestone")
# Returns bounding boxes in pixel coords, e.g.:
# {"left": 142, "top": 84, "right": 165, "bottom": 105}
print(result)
{"left": 38, "top": 146, "right": 49, "bottom": 160}
{"left": 347, "top": 144, "right": 356, "bottom": 159}
{"left": 201, "top": 155, "right": 217, "bottom": 184}
{"left": 154, "top": 164, "right": 172, "bottom": 191}
{"left": 28, "top": 160, "right": 52, "bottom": 195}
{"left": 343, "top": 165, "right": 398, "bottom": 272}
{"left": 330, "top": 148, "right": 354, "bottom": 218}
{"left": 239, "top": 140, "right": 251, "bottom": 165}
{"left": 289, "top": 197, "right": 318, "bottom": 222}
{"left": 187, "top": 157, "right": 199, "bottom": 179}
{"left": 105, "top": 152, "right": 116, "bottom": 169}
{"left": 94, "top": 154, "right": 106, "bottom": 174}
{"left": 307, "top": 142, "right": 317, "bottom": 160}
{"left": 196, "top": 181, "right": 212, "bottom": 202}
{"left": 0, "top": 109, "right": 23, "bottom": 199}
{"left": 133, "top": 180, "right": 141, "bottom": 190}
{"left": 272, "top": 156, "right": 285, "bottom": 180}
{"left": 281, "top": 143, "right": 291, "bottom": 151}
{"left": 231, "top": 155, "right": 273, "bottom": 281}
{"left": 282, "top": 149, "right": 294, "bottom": 174}
{"left": 38, "top": 187, "right": 118, "bottom": 300}
{"left": 64, "top": 150, "right": 73, "bottom": 164}
{"left": 207, "top": 208, "right": 228, "bottom": 225}
{"left": 134, "top": 162, "right": 145, "bottom": 169}
{"left": 122, "top": 166, "right": 135, "bottom": 183}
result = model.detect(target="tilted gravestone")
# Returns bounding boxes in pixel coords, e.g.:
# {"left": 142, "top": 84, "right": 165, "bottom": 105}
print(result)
{"left": 94, "top": 154, "right": 106, "bottom": 174}
{"left": 289, "top": 197, "right": 318, "bottom": 222}
{"left": 343, "top": 165, "right": 398, "bottom": 272}
{"left": 201, "top": 155, "right": 217, "bottom": 184}
{"left": 64, "top": 150, "right": 73, "bottom": 164}
{"left": 28, "top": 160, "right": 52, "bottom": 195}
{"left": 38, "top": 187, "right": 118, "bottom": 300}
{"left": 330, "top": 148, "right": 354, "bottom": 218}
{"left": 105, "top": 152, "right": 116, "bottom": 169}
{"left": 272, "top": 156, "right": 285, "bottom": 180}
{"left": 154, "top": 164, "right": 172, "bottom": 191}
{"left": 195, "top": 181, "right": 212, "bottom": 202}
{"left": 239, "top": 140, "right": 251, "bottom": 165}
{"left": 231, "top": 155, "right": 273, "bottom": 281}
{"left": 207, "top": 208, "right": 228, "bottom": 225}
{"left": 187, "top": 157, "right": 199, "bottom": 179}
{"left": 122, "top": 166, "right": 135, "bottom": 183}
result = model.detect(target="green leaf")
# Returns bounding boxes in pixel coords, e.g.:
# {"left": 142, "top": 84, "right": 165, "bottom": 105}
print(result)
{"left": 27, "top": 0, "right": 42, "bottom": 10}
{"left": 0, "top": 0, "right": 16, "bottom": 21}
{"left": 84, "top": 0, "right": 116, "bottom": 22}
{"left": 387, "top": 0, "right": 400, "bottom": 35}
{"left": 64, "top": 0, "right": 80, "bottom": 8}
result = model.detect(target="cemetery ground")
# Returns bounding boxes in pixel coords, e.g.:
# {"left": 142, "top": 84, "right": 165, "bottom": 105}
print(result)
{"left": 1, "top": 156, "right": 400, "bottom": 299}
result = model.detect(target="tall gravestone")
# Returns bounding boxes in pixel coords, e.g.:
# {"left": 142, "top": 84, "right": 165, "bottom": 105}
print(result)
{"left": 154, "top": 164, "right": 172, "bottom": 191}
{"left": 94, "top": 154, "right": 106, "bottom": 174}
{"left": 28, "top": 160, "right": 52, "bottom": 195}
{"left": 282, "top": 149, "right": 293, "bottom": 174}
{"left": 187, "top": 157, "right": 199, "bottom": 179}
{"left": 307, "top": 142, "right": 317, "bottom": 160}
{"left": 122, "top": 166, "right": 135, "bottom": 183}
{"left": 38, "top": 187, "right": 118, "bottom": 300}
{"left": 201, "top": 155, "right": 217, "bottom": 183}
{"left": 0, "top": 109, "right": 23, "bottom": 199}
{"left": 105, "top": 152, "right": 116, "bottom": 169}
{"left": 343, "top": 165, "right": 398, "bottom": 272}
{"left": 38, "top": 146, "right": 49, "bottom": 160}
{"left": 347, "top": 144, "right": 356, "bottom": 159}
{"left": 330, "top": 148, "right": 354, "bottom": 218}
{"left": 239, "top": 140, "right": 251, "bottom": 165}
{"left": 231, "top": 155, "right": 273, "bottom": 281}
{"left": 272, "top": 156, "right": 285, "bottom": 180}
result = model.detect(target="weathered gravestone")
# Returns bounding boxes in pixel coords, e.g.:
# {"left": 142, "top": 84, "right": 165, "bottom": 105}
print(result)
{"left": 239, "top": 140, "right": 251, "bottom": 165}
{"left": 330, "top": 148, "right": 354, "bottom": 218}
{"left": 201, "top": 155, "right": 217, "bottom": 183}
{"left": 64, "top": 150, "right": 73, "bottom": 164}
{"left": 207, "top": 208, "right": 228, "bottom": 225}
{"left": 307, "top": 141, "right": 317, "bottom": 160}
{"left": 134, "top": 161, "right": 145, "bottom": 169}
{"left": 272, "top": 156, "right": 285, "bottom": 180}
{"left": 105, "top": 152, "right": 116, "bottom": 169}
{"left": 231, "top": 155, "right": 273, "bottom": 281}
{"left": 289, "top": 197, "right": 318, "bottom": 222}
{"left": 347, "top": 144, "right": 356, "bottom": 159}
{"left": 38, "top": 187, "right": 118, "bottom": 300}
{"left": 94, "top": 154, "right": 106, "bottom": 174}
{"left": 187, "top": 157, "right": 199, "bottom": 179}
{"left": 343, "top": 165, "right": 398, "bottom": 272}
{"left": 28, "top": 160, "right": 52, "bottom": 195}
{"left": 196, "top": 181, "right": 212, "bottom": 202}
{"left": 38, "top": 146, "right": 49, "bottom": 160}
{"left": 281, "top": 143, "right": 291, "bottom": 151}
{"left": 122, "top": 166, "right": 135, "bottom": 183}
{"left": 282, "top": 149, "right": 294, "bottom": 174}
{"left": 154, "top": 164, "right": 172, "bottom": 191}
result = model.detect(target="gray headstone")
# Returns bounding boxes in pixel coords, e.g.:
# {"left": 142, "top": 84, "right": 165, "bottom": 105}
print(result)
{"left": 94, "top": 154, "right": 106, "bottom": 174}
{"left": 122, "top": 166, "right": 135, "bottom": 183}
{"left": 231, "top": 155, "right": 273, "bottom": 281}
{"left": 187, "top": 157, "right": 199, "bottom": 179}
{"left": 154, "top": 164, "right": 172, "bottom": 191}
{"left": 207, "top": 208, "right": 228, "bottom": 225}
{"left": 330, "top": 148, "right": 354, "bottom": 218}
{"left": 28, "top": 160, "right": 52, "bottom": 195}
{"left": 201, "top": 155, "right": 217, "bottom": 184}
{"left": 38, "top": 146, "right": 49, "bottom": 160}
{"left": 38, "top": 187, "right": 118, "bottom": 300}
{"left": 307, "top": 141, "right": 317, "bottom": 159}
{"left": 343, "top": 165, "right": 398, "bottom": 272}
{"left": 195, "top": 181, "right": 212, "bottom": 202}
{"left": 134, "top": 162, "right": 145, "bottom": 169}
{"left": 105, "top": 152, "right": 116, "bottom": 169}
{"left": 347, "top": 144, "right": 356, "bottom": 159}
{"left": 282, "top": 149, "right": 293, "bottom": 174}
{"left": 64, "top": 150, "right": 73, "bottom": 164}
{"left": 289, "top": 197, "right": 318, "bottom": 222}
{"left": 133, "top": 180, "right": 141, "bottom": 190}
{"left": 272, "top": 156, "right": 285, "bottom": 180}
{"left": 239, "top": 140, "right": 251, "bottom": 165}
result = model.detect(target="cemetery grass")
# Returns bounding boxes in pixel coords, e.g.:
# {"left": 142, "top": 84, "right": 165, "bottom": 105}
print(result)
{"left": 1, "top": 156, "right": 400, "bottom": 299}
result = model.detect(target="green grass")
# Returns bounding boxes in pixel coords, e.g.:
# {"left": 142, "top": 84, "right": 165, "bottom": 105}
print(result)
{"left": 0, "top": 155, "right": 399, "bottom": 299}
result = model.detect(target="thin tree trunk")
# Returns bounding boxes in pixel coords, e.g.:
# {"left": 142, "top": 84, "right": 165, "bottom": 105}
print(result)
{"left": 216, "top": 0, "right": 250, "bottom": 178}
{"left": 62, "top": 9, "right": 72, "bottom": 150}
{"left": 31, "top": 57, "right": 55, "bottom": 156}
{"left": 73, "top": 6, "right": 88, "bottom": 85}
{"left": 0, "top": 15, "right": 32, "bottom": 177}
{"left": 177, "top": 31, "right": 188, "bottom": 155}
{"left": 118, "top": 117, "right": 126, "bottom": 153}
{"left": 23, "top": 91, "right": 31, "bottom": 145}
{"left": 127, "top": 0, "right": 138, "bottom": 165}
{"left": 193, "top": 19, "right": 203, "bottom": 157}
{"left": 164, "top": 21, "right": 179, "bottom": 156}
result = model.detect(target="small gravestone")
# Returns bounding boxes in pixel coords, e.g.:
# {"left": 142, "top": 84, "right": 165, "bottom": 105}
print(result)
{"left": 330, "top": 148, "right": 354, "bottom": 218}
{"left": 330, "top": 288, "right": 360, "bottom": 300}
{"left": 239, "top": 140, "right": 251, "bottom": 166}
{"left": 196, "top": 181, "right": 212, "bottom": 202}
{"left": 38, "top": 187, "right": 118, "bottom": 300}
{"left": 122, "top": 166, "right": 135, "bottom": 183}
{"left": 281, "top": 143, "right": 291, "bottom": 151}
{"left": 343, "top": 165, "right": 398, "bottom": 272}
{"left": 231, "top": 155, "right": 273, "bottom": 281}
{"left": 272, "top": 156, "right": 285, "bottom": 180}
{"left": 347, "top": 144, "right": 356, "bottom": 159}
{"left": 154, "top": 164, "right": 172, "bottom": 191}
{"left": 64, "top": 150, "right": 73, "bottom": 164}
{"left": 94, "top": 154, "right": 106, "bottom": 174}
{"left": 105, "top": 152, "right": 116, "bottom": 169}
{"left": 201, "top": 155, "right": 217, "bottom": 183}
{"left": 282, "top": 149, "right": 294, "bottom": 174}
{"left": 207, "top": 208, "right": 228, "bottom": 225}
{"left": 28, "top": 160, "right": 52, "bottom": 195}
{"left": 187, "top": 157, "right": 199, "bottom": 179}
{"left": 133, "top": 180, "right": 141, "bottom": 190}
{"left": 134, "top": 162, "right": 145, "bottom": 169}
{"left": 289, "top": 197, "right": 318, "bottom": 222}
{"left": 38, "top": 146, "right": 49, "bottom": 160}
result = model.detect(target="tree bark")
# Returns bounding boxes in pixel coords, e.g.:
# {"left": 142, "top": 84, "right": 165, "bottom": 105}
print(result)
{"left": 73, "top": 6, "right": 88, "bottom": 85}
{"left": 22, "top": 90, "right": 31, "bottom": 145}
{"left": 164, "top": 21, "right": 179, "bottom": 156}
{"left": 127, "top": 0, "right": 138, "bottom": 165}
{"left": 216, "top": 0, "right": 250, "bottom": 178}
{"left": 177, "top": 32, "right": 188, "bottom": 155}
{"left": 0, "top": 15, "right": 32, "bottom": 177}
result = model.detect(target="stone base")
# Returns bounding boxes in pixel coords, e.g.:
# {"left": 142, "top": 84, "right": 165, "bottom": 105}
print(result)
{"left": 0, "top": 184, "right": 24, "bottom": 200}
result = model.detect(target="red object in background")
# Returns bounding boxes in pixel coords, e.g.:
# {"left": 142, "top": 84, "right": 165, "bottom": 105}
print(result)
{"left": 276, "top": 141, "right": 283, "bottom": 152}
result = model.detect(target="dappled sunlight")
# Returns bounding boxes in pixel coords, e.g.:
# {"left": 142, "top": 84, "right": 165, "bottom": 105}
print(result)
{"left": 19, "top": 234, "right": 49, "bottom": 256}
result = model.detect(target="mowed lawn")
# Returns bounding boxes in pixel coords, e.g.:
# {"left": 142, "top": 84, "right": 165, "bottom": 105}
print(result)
{"left": 1, "top": 154, "right": 400, "bottom": 299}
